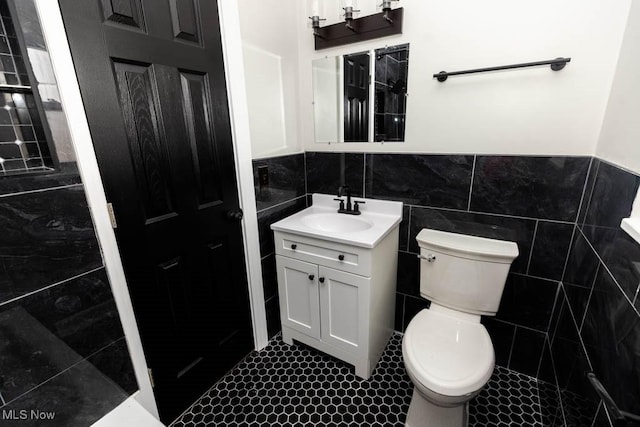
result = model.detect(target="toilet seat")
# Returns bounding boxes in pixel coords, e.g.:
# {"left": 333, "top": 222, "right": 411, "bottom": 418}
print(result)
{"left": 403, "top": 308, "right": 495, "bottom": 397}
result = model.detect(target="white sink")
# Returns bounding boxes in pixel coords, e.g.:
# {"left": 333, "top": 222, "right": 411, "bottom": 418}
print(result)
{"left": 299, "top": 212, "right": 374, "bottom": 233}
{"left": 271, "top": 194, "right": 403, "bottom": 248}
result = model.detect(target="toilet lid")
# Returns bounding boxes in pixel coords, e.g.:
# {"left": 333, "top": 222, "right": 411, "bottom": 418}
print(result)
{"left": 403, "top": 309, "right": 495, "bottom": 397}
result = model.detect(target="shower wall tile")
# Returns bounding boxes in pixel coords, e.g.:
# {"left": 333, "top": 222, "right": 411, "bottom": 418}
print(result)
{"left": 86, "top": 338, "right": 137, "bottom": 396}
{"left": 0, "top": 184, "right": 102, "bottom": 304}
{"left": 305, "top": 152, "right": 364, "bottom": 196}
{"left": 364, "top": 154, "right": 473, "bottom": 209}
{"left": 2, "top": 360, "right": 128, "bottom": 426}
{"left": 471, "top": 156, "right": 590, "bottom": 221}
{"left": 409, "top": 207, "right": 536, "bottom": 274}
{"left": 528, "top": 221, "right": 574, "bottom": 281}
{"left": 252, "top": 154, "right": 306, "bottom": 211}
{"left": 577, "top": 158, "right": 598, "bottom": 227}
{"left": 0, "top": 268, "right": 129, "bottom": 404}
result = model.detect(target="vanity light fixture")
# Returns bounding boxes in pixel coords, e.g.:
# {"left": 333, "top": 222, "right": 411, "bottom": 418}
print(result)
{"left": 311, "top": 0, "right": 404, "bottom": 50}
{"left": 343, "top": 0, "right": 360, "bottom": 31}
{"left": 308, "top": 0, "right": 326, "bottom": 37}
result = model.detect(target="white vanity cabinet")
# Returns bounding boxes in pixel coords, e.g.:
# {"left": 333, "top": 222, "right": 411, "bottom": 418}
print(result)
{"left": 273, "top": 227, "right": 399, "bottom": 379}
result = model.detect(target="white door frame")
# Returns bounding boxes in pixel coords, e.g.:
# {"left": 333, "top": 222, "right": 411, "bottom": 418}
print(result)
{"left": 35, "top": 0, "right": 268, "bottom": 418}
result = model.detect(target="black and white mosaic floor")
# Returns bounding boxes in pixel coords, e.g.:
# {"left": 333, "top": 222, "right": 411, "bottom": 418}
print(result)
{"left": 171, "top": 333, "right": 544, "bottom": 426}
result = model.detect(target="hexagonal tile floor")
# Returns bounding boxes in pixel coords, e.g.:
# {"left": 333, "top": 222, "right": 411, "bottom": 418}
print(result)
{"left": 171, "top": 333, "right": 544, "bottom": 426}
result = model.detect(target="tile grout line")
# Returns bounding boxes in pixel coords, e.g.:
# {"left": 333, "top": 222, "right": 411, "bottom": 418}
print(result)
{"left": 559, "top": 224, "right": 578, "bottom": 283}
{"left": 506, "top": 325, "right": 517, "bottom": 370}
{"left": 0, "top": 265, "right": 104, "bottom": 309}
{"left": 0, "top": 182, "right": 83, "bottom": 198}
{"left": 576, "top": 227, "right": 640, "bottom": 316}
{"left": 467, "top": 155, "right": 476, "bottom": 211}
{"left": 256, "top": 195, "right": 307, "bottom": 215}
{"left": 525, "top": 220, "right": 539, "bottom": 275}
{"left": 578, "top": 263, "right": 600, "bottom": 333}
{"left": 574, "top": 157, "right": 594, "bottom": 224}
{"left": 408, "top": 203, "right": 574, "bottom": 224}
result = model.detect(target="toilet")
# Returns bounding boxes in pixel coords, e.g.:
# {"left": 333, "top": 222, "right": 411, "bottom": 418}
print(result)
{"left": 402, "top": 229, "right": 519, "bottom": 427}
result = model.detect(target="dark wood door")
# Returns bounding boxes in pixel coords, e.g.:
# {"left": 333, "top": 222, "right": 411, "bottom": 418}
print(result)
{"left": 59, "top": 0, "right": 254, "bottom": 422}
{"left": 344, "top": 53, "right": 370, "bottom": 142}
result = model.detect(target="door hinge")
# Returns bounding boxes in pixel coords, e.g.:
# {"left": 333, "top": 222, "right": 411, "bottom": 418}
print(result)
{"left": 106, "top": 202, "right": 118, "bottom": 229}
{"left": 148, "top": 368, "right": 155, "bottom": 388}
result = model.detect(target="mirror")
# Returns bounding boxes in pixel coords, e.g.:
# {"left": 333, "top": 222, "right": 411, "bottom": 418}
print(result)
{"left": 312, "top": 43, "right": 409, "bottom": 143}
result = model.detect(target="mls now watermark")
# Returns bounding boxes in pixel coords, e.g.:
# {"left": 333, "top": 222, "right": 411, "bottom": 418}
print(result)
{"left": 2, "top": 409, "right": 56, "bottom": 421}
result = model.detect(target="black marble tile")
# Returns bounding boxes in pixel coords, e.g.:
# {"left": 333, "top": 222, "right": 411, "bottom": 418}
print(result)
{"left": 582, "top": 225, "right": 640, "bottom": 308}
{"left": 0, "top": 185, "right": 102, "bottom": 304}
{"left": 583, "top": 160, "right": 640, "bottom": 229}
{"left": 257, "top": 197, "right": 307, "bottom": 256}
{"left": 580, "top": 268, "right": 640, "bottom": 416}
{"left": 0, "top": 162, "right": 80, "bottom": 196}
{"left": 0, "top": 305, "right": 82, "bottom": 403}
{"left": 496, "top": 274, "right": 558, "bottom": 332}
{"left": 537, "top": 338, "right": 556, "bottom": 384}
{"left": 395, "top": 251, "right": 419, "bottom": 297}
{"left": 261, "top": 253, "right": 278, "bottom": 302}
{"left": 365, "top": 154, "right": 473, "bottom": 209}
{"left": 471, "top": 156, "right": 590, "bottom": 221}
{"left": 481, "top": 317, "right": 515, "bottom": 367}
{"left": 394, "top": 294, "right": 404, "bottom": 332}
{"left": 549, "top": 285, "right": 579, "bottom": 346}
{"left": 2, "top": 360, "right": 128, "bottom": 426}
{"left": 409, "top": 207, "right": 536, "bottom": 274}
{"left": 508, "top": 327, "right": 545, "bottom": 377}
{"left": 538, "top": 379, "right": 563, "bottom": 427}
{"left": 86, "top": 338, "right": 138, "bottom": 395}
{"left": 305, "top": 152, "right": 364, "bottom": 197}
{"left": 398, "top": 205, "right": 410, "bottom": 252}
{"left": 402, "top": 295, "right": 429, "bottom": 331}
{"left": 528, "top": 221, "right": 574, "bottom": 281}
{"left": 564, "top": 230, "right": 600, "bottom": 289}
{"left": 0, "top": 268, "right": 129, "bottom": 403}
{"left": 252, "top": 154, "right": 306, "bottom": 211}
{"left": 577, "top": 158, "right": 598, "bottom": 227}
{"left": 265, "top": 296, "right": 281, "bottom": 339}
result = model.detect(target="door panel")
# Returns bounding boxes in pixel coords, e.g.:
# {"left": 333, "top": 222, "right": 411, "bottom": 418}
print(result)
{"left": 277, "top": 256, "right": 320, "bottom": 339}
{"left": 343, "top": 53, "right": 369, "bottom": 142}
{"left": 319, "top": 266, "right": 369, "bottom": 353}
{"left": 60, "top": 0, "right": 253, "bottom": 422}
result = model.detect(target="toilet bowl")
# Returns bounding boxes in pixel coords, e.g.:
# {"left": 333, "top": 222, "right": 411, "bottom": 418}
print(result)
{"left": 403, "top": 229, "right": 518, "bottom": 427}
{"left": 403, "top": 305, "right": 494, "bottom": 426}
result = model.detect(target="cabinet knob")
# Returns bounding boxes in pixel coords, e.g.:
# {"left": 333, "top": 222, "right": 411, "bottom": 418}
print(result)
{"left": 338, "top": 254, "right": 345, "bottom": 261}
{"left": 319, "top": 277, "right": 325, "bottom": 283}
{"left": 308, "top": 274, "right": 315, "bottom": 281}
{"left": 291, "top": 244, "right": 297, "bottom": 250}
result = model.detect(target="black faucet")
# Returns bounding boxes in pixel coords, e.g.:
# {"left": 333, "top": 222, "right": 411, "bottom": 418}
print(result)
{"left": 335, "top": 185, "right": 365, "bottom": 215}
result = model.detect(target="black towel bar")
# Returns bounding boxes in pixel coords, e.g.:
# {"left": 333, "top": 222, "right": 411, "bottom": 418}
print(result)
{"left": 433, "top": 57, "right": 571, "bottom": 82}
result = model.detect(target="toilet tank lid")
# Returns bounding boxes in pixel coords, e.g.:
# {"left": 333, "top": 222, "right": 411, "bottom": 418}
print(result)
{"left": 416, "top": 229, "right": 519, "bottom": 260}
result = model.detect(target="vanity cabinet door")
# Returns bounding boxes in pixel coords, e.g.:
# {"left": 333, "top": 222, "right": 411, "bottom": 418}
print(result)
{"left": 276, "top": 256, "right": 321, "bottom": 339}
{"left": 318, "top": 266, "right": 370, "bottom": 354}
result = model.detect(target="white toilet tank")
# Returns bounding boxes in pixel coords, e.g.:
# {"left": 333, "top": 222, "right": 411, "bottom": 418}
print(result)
{"left": 416, "top": 229, "right": 519, "bottom": 316}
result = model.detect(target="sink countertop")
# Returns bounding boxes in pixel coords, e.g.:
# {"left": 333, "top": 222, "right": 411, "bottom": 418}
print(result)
{"left": 270, "top": 194, "right": 403, "bottom": 248}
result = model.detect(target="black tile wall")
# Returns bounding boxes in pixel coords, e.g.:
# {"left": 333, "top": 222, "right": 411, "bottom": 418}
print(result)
{"left": 305, "top": 152, "right": 364, "bottom": 196}
{"left": 496, "top": 274, "right": 558, "bottom": 331}
{"left": 365, "top": 154, "right": 473, "bottom": 208}
{"left": 0, "top": 184, "right": 102, "bottom": 303}
{"left": 253, "top": 153, "right": 305, "bottom": 211}
{"left": 548, "top": 159, "right": 640, "bottom": 427}
{"left": 471, "top": 156, "right": 590, "bottom": 221}
{"left": 0, "top": 171, "right": 137, "bottom": 424}
{"left": 253, "top": 155, "right": 309, "bottom": 339}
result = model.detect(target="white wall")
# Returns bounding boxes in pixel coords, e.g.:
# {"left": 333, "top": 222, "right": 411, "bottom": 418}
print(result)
{"left": 238, "top": 0, "right": 303, "bottom": 158}
{"left": 298, "top": 0, "right": 631, "bottom": 155}
{"left": 596, "top": 0, "right": 640, "bottom": 175}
